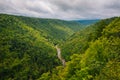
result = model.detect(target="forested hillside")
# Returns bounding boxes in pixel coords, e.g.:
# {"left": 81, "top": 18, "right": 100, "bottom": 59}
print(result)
{"left": 0, "top": 14, "right": 83, "bottom": 80}
{"left": 0, "top": 14, "right": 120, "bottom": 80}
{"left": 0, "top": 14, "right": 83, "bottom": 44}
{"left": 61, "top": 17, "right": 117, "bottom": 60}
{"left": 40, "top": 17, "right": 120, "bottom": 80}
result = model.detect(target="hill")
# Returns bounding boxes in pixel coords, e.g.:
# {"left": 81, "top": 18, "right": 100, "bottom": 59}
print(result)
{"left": 0, "top": 14, "right": 83, "bottom": 44}
{"left": 0, "top": 14, "right": 83, "bottom": 80}
{"left": 61, "top": 17, "right": 116, "bottom": 60}
{"left": 40, "top": 17, "right": 120, "bottom": 80}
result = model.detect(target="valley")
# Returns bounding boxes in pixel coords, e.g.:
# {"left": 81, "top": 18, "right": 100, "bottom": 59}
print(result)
{"left": 0, "top": 14, "right": 120, "bottom": 80}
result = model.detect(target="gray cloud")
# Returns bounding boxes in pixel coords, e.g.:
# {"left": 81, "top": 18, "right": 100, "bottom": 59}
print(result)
{"left": 0, "top": 0, "right": 120, "bottom": 20}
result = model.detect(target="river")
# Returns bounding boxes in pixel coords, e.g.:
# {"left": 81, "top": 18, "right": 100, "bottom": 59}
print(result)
{"left": 55, "top": 45, "right": 66, "bottom": 67}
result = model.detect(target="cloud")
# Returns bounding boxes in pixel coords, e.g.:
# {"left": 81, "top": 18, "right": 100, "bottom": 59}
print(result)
{"left": 0, "top": 0, "right": 120, "bottom": 20}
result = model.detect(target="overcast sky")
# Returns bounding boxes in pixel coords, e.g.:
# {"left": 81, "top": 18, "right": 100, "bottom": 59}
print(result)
{"left": 0, "top": 0, "right": 120, "bottom": 20}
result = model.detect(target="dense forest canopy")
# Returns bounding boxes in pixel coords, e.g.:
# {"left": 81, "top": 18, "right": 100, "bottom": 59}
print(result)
{"left": 0, "top": 14, "right": 83, "bottom": 80}
{"left": 0, "top": 14, "right": 120, "bottom": 80}
{"left": 40, "top": 17, "right": 120, "bottom": 80}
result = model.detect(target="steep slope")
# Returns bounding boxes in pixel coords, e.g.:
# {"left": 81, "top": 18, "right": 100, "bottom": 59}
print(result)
{"left": 0, "top": 14, "right": 58, "bottom": 80}
{"left": 61, "top": 17, "right": 117, "bottom": 60}
{"left": 0, "top": 14, "right": 83, "bottom": 44}
{"left": 0, "top": 14, "right": 83, "bottom": 80}
{"left": 39, "top": 17, "right": 120, "bottom": 80}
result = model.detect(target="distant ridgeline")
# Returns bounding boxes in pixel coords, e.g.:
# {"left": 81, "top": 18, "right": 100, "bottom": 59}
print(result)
{"left": 75, "top": 19, "right": 100, "bottom": 25}
{"left": 0, "top": 14, "right": 83, "bottom": 80}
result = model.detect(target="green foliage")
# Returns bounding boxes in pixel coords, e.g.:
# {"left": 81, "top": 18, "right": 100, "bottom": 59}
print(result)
{"left": 9, "top": 14, "right": 83, "bottom": 43}
{"left": 0, "top": 14, "right": 62, "bottom": 79}
{"left": 0, "top": 14, "right": 83, "bottom": 44}
{"left": 61, "top": 17, "right": 116, "bottom": 60}
{"left": 41, "top": 17, "right": 120, "bottom": 80}
{"left": 95, "top": 61, "right": 120, "bottom": 80}
{"left": 0, "top": 14, "right": 120, "bottom": 80}
{"left": 0, "top": 14, "right": 83, "bottom": 79}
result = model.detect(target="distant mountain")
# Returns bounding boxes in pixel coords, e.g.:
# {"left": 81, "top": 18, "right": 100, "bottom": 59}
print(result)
{"left": 75, "top": 19, "right": 100, "bottom": 25}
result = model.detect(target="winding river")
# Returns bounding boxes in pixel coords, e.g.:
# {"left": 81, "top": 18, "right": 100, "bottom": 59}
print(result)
{"left": 55, "top": 45, "right": 66, "bottom": 67}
